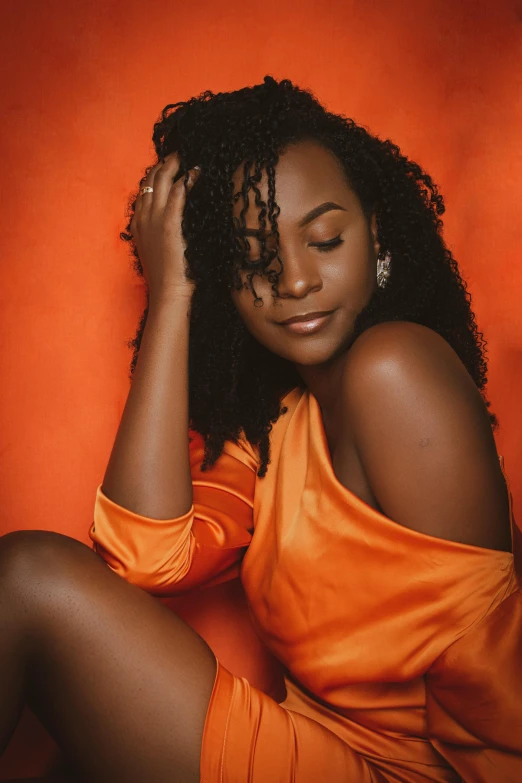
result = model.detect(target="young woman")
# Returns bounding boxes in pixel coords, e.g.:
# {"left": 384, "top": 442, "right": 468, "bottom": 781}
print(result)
{"left": 1, "top": 75, "right": 520, "bottom": 783}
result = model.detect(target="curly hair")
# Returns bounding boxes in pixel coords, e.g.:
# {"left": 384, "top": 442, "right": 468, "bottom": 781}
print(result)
{"left": 121, "top": 74, "right": 497, "bottom": 478}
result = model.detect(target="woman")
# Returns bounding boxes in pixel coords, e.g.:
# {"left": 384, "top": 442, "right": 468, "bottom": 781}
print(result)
{"left": 0, "top": 75, "right": 520, "bottom": 782}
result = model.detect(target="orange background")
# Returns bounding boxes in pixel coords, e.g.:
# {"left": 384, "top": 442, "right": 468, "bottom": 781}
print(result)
{"left": 1, "top": 0, "right": 521, "bottom": 777}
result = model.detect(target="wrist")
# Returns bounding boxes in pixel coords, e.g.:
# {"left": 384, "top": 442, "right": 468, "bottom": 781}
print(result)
{"left": 148, "top": 284, "right": 195, "bottom": 308}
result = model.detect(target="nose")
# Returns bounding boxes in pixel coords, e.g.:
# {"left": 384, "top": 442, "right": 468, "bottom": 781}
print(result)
{"left": 272, "top": 247, "right": 323, "bottom": 299}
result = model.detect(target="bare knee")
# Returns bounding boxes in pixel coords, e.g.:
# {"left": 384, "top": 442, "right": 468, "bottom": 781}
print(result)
{"left": 0, "top": 530, "right": 99, "bottom": 602}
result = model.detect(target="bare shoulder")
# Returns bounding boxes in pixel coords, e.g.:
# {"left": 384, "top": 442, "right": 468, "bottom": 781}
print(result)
{"left": 343, "top": 321, "right": 485, "bottom": 416}
{"left": 345, "top": 320, "right": 468, "bottom": 378}
{"left": 339, "top": 321, "right": 511, "bottom": 551}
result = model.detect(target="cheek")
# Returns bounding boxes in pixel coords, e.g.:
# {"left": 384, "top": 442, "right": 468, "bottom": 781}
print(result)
{"left": 230, "top": 287, "right": 274, "bottom": 344}
{"left": 230, "top": 288, "right": 257, "bottom": 331}
{"left": 330, "top": 245, "right": 376, "bottom": 300}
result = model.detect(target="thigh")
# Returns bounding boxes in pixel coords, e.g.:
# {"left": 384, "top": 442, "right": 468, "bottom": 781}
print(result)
{"left": 1, "top": 530, "right": 217, "bottom": 783}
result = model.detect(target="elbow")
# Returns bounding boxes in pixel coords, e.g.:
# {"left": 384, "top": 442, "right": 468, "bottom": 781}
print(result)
{"left": 90, "top": 525, "right": 193, "bottom": 595}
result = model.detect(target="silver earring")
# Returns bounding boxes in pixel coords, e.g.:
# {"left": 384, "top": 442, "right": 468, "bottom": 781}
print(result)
{"left": 377, "top": 251, "right": 392, "bottom": 288}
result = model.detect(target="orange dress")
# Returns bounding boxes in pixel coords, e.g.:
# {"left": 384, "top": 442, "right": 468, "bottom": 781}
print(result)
{"left": 90, "top": 387, "right": 522, "bottom": 783}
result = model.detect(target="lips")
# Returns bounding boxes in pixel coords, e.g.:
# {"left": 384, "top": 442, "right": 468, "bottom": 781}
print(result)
{"left": 278, "top": 310, "right": 334, "bottom": 325}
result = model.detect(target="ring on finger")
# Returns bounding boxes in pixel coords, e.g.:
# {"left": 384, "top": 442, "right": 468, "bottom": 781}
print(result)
{"left": 140, "top": 186, "right": 154, "bottom": 196}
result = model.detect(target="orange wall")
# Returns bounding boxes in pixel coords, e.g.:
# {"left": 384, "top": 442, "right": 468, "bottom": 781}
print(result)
{"left": 1, "top": 0, "right": 521, "bottom": 777}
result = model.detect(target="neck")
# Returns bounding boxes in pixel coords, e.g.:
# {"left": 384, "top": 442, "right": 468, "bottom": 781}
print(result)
{"left": 294, "top": 351, "right": 347, "bottom": 425}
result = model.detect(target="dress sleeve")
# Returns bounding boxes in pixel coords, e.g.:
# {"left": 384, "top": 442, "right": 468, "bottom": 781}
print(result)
{"left": 426, "top": 585, "right": 522, "bottom": 783}
{"left": 89, "top": 430, "right": 258, "bottom": 596}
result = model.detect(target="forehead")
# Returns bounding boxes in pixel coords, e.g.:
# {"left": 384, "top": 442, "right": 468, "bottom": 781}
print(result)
{"left": 231, "top": 140, "right": 350, "bottom": 226}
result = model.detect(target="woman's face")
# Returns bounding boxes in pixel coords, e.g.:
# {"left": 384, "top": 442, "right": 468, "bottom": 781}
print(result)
{"left": 230, "top": 140, "right": 380, "bottom": 367}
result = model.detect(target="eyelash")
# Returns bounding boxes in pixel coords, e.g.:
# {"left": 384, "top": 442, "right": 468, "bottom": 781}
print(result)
{"left": 311, "top": 235, "right": 343, "bottom": 251}
{"left": 241, "top": 235, "right": 344, "bottom": 268}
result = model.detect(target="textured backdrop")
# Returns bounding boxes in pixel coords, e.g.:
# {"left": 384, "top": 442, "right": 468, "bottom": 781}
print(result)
{"left": 1, "top": 0, "right": 521, "bottom": 777}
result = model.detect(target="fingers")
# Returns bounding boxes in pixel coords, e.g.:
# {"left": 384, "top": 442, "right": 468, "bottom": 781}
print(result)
{"left": 131, "top": 164, "right": 158, "bottom": 229}
{"left": 147, "top": 153, "right": 183, "bottom": 211}
{"left": 164, "top": 165, "right": 200, "bottom": 224}
{"left": 138, "top": 159, "right": 170, "bottom": 215}
{"left": 130, "top": 153, "right": 200, "bottom": 242}
{"left": 131, "top": 154, "right": 178, "bottom": 236}
{"left": 139, "top": 155, "right": 199, "bottom": 222}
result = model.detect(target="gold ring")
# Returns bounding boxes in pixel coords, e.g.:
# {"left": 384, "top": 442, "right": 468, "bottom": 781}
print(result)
{"left": 140, "top": 186, "right": 153, "bottom": 196}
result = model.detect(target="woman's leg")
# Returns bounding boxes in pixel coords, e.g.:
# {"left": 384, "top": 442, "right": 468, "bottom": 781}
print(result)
{"left": 0, "top": 530, "right": 218, "bottom": 782}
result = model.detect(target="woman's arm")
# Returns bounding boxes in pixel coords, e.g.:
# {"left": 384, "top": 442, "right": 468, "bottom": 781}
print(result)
{"left": 92, "top": 155, "right": 258, "bottom": 594}
{"left": 101, "top": 293, "right": 194, "bottom": 520}
{"left": 338, "top": 320, "right": 512, "bottom": 551}
{"left": 91, "top": 429, "right": 257, "bottom": 594}
{"left": 101, "top": 153, "right": 198, "bottom": 520}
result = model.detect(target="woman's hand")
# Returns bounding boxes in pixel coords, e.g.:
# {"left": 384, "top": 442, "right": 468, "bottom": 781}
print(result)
{"left": 130, "top": 152, "right": 200, "bottom": 301}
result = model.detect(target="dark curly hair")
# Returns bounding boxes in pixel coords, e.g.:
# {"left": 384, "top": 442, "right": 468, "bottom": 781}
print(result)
{"left": 121, "top": 74, "right": 497, "bottom": 479}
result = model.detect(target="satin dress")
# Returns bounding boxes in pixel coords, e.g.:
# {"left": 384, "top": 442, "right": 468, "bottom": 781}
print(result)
{"left": 90, "top": 386, "right": 522, "bottom": 783}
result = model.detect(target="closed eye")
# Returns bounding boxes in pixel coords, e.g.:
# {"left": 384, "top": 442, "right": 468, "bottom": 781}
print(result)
{"left": 310, "top": 235, "right": 344, "bottom": 251}
{"left": 242, "top": 236, "right": 344, "bottom": 267}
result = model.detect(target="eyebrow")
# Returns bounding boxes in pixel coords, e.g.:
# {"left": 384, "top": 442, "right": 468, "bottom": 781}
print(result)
{"left": 238, "top": 201, "right": 347, "bottom": 236}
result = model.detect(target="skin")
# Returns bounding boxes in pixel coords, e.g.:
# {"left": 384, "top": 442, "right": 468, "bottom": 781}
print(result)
{"left": 230, "top": 139, "right": 380, "bottom": 439}
{"left": 230, "top": 140, "right": 385, "bottom": 509}
{"left": 230, "top": 141, "right": 512, "bottom": 550}
{"left": 0, "top": 139, "right": 512, "bottom": 783}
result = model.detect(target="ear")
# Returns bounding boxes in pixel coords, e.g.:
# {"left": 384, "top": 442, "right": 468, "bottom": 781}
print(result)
{"left": 370, "top": 213, "right": 380, "bottom": 257}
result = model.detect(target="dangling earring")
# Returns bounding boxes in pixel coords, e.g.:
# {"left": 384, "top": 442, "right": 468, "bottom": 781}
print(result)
{"left": 377, "top": 251, "right": 392, "bottom": 288}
